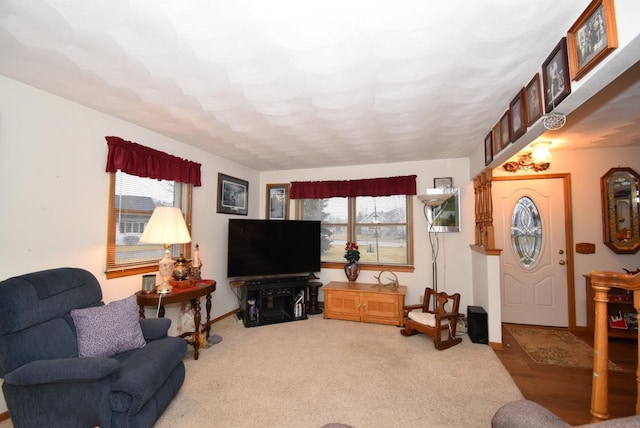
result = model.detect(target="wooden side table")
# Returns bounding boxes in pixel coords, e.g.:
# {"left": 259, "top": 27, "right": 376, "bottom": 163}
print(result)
{"left": 136, "top": 279, "right": 216, "bottom": 360}
{"left": 307, "top": 281, "right": 323, "bottom": 314}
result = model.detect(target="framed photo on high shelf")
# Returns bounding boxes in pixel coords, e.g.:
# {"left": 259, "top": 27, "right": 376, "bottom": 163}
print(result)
{"left": 265, "top": 183, "right": 290, "bottom": 220}
{"left": 509, "top": 88, "right": 527, "bottom": 143}
{"left": 500, "top": 111, "right": 510, "bottom": 147}
{"left": 217, "top": 173, "right": 248, "bottom": 215}
{"left": 567, "top": 0, "right": 618, "bottom": 81}
{"left": 492, "top": 122, "right": 502, "bottom": 156}
{"left": 542, "top": 38, "right": 571, "bottom": 113}
{"left": 484, "top": 131, "right": 493, "bottom": 166}
{"left": 525, "top": 73, "right": 543, "bottom": 125}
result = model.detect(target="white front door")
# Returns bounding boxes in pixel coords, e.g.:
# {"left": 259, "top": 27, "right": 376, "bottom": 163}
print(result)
{"left": 493, "top": 178, "right": 569, "bottom": 327}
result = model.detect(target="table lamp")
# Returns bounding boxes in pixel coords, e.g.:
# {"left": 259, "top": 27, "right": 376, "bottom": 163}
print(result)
{"left": 139, "top": 207, "right": 191, "bottom": 294}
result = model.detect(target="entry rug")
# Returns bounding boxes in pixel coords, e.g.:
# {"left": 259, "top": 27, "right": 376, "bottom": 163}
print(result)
{"left": 505, "top": 324, "right": 622, "bottom": 371}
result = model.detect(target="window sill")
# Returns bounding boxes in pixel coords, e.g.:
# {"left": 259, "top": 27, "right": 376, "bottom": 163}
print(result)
{"left": 322, "top": 262, "right": 415, "bottom": 273}
{"left": 106, "top": 265, "right": 158, "bottom": 279}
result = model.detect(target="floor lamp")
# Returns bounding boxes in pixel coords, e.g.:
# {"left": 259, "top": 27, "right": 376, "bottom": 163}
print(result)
{"left": 418, "top": 190, "right": 455, "bottom": 309}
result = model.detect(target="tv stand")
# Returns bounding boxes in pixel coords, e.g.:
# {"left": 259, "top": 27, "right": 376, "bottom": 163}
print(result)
{"left": 239, "top": 278, "right": 322, "bottom": 327}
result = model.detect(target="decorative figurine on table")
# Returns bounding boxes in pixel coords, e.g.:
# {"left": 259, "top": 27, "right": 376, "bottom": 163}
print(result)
{"left": 374, "top": 270, "right": 399, "bottom": 289}
{"left": 191, "top": 243, "right": 202, "bottom": 280}
{"left": 172, "top": 254, "right": 189, "bottom": 281}
{"left": 170, "top": 254, "right": 195, "bottom": 289}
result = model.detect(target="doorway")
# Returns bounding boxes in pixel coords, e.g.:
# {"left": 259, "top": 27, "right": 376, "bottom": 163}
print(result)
{"left": 493, "top": 174, "right": 575, "bottom": 328}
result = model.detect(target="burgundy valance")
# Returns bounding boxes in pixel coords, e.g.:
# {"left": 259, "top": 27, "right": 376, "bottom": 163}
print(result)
{"left": 290, "top": 175, "right": 416, "bottom": 199}
{"left": 105, "top": 136, "right": 202, "bottom": 186}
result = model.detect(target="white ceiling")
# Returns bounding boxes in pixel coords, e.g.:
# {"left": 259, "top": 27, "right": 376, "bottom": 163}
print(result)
{"left": 1, "top": 0, "right": 638, "bottom": 171}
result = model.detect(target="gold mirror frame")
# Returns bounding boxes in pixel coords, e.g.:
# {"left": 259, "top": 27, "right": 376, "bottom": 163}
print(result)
{"left": 600, "top": 167, "right": 640, "bottom": 254}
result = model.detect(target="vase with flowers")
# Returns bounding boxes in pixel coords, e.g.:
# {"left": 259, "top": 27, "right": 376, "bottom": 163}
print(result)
{"left": 344, "top": 241, "right": 361, "bottom": 282}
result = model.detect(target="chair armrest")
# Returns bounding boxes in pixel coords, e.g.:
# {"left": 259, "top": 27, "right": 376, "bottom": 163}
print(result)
{"left": 403, "top": 304, "right": 423, "bottom": 317}
{"left": 4, "top": 357, "right": 120, "bottom": 386}
{"left": 434, "top": 312, "right": 459, "bottom": 321}
{"left": 492, "top": 400, "right": 570, "bottom": 428}
{"left": 433, "top": 313, "right": 460, "bottom": 330}
{"left": 139, "top": 317, "right": 171, "bottom": 341}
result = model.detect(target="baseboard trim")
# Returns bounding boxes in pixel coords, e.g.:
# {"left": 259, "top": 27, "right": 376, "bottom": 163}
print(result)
{"left": 0, "top": 411, "right": 9, "bottom": 422}
{"left": 202, "top": 308, "right": 240, "bottom": 327}
{"left": 489, "top": 341, "right": 503, "bottom": 351}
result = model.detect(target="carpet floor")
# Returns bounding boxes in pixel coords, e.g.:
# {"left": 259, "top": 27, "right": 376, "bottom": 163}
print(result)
{"left": 154, "top": 315, "right": 523, "bottom": 428}
{"left": 0, "top": 315, "right": 524, "bottom": 428}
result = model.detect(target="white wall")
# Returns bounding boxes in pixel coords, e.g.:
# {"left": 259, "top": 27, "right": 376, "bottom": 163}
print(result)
{"left": 469, "top": 1, "right": 640, "bottom": 177}
{"left": 0, "top": 74, "right": 260, "bottom": 317}
{"left": 556, "top": 147, "right": 640, "bottom": 326}
{"left": 492, "top": 146, "right": 640, "bottom": 328}
{"left": 471, "top": 251, "right": 503, "bottom": 344}
{"left": 261, "top": 161, "right": 476, "bottom": 309}
{"left": 1, "top": 1, "right": 638, "bottom": 413}
{"left": 0, "top": 75, "right": 482, "bottom": 414}
{"left": 0, "top": 75, "right": 261, "bottom": 413}
{"left": 467, "top": 0, "right": 640, "bottom": 344}
{"left": 472, "top": 146, "right": 640, "bottom": 345}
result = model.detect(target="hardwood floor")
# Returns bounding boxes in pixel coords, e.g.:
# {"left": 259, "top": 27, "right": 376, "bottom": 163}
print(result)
{"left": 494, "top": 324, "right": 638, "bottom": 425}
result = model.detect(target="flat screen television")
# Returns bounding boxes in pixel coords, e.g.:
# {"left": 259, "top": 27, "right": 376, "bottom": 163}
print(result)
{"left": 227, "top": 219, "right": 321, "bottom": 278}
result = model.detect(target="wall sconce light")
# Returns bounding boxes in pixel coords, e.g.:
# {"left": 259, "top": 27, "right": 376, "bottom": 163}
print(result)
{"left": 531, "top": 141, "right": 552, "bottom": 164}
{"left": 503, "top": 141, "right": 552, "bottom": 173}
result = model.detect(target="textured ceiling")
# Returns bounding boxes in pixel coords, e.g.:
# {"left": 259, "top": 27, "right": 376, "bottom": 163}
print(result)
{"left": 1, "top": 0, "right": 638, "bottom": 171}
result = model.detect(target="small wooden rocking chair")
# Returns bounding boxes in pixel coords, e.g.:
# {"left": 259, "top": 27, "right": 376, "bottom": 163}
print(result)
{"left": 400, "top": 287, "right": 462, "bottom": 350}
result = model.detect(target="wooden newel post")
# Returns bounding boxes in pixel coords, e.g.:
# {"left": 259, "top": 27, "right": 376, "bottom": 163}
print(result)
{"left": 590, "top": 282, "right": 610, "bottom": 422}
{"left": 636, "top": 291, "right": 640, "bottom": 416}
{"left": 589, "top": 271, "right": 640, "bottom": 422}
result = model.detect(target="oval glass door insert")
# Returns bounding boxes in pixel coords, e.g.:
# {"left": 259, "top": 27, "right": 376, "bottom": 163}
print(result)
{"left": 511, "top": 196, "right": 542, "bottom": 267}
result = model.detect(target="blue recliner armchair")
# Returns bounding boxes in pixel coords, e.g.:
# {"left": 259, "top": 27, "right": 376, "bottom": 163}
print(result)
{"left": 0, "top": 268, "right": 187, "bottom": 428}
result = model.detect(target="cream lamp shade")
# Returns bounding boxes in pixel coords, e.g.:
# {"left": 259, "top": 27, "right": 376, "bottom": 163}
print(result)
{"left": 417, "top": 192, "right": 454, "bottom": 207}
{"left": 139, "top": 207, "right": 191, "bottom": 294}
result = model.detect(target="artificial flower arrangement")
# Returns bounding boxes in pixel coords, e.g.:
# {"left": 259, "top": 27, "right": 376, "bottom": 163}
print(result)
{"left": 344, "top": 241, "right": 361, "bottom": 263}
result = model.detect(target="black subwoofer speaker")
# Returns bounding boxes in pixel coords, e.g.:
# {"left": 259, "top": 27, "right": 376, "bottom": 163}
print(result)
{"left": 467, "top": 305, "right": 488, "bottom": 344}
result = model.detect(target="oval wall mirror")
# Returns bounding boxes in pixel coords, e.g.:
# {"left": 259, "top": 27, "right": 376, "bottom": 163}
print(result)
{"left": 600, "top": 167, "right": 640, "bottom": 254}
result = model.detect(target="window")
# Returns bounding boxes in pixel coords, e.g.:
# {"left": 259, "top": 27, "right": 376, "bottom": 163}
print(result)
{"left": 106, "top": 171, "right": 192, "bottom": 279}
{"left": 511, "top": 196, "right": 542, "bottom": 268}
{"left": 298, "top": 195, "right": 413, "bottom": 270}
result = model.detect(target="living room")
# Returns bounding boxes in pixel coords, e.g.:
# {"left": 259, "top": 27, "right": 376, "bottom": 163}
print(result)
{"left": 1, "top": 1, "right": 640, "bottom": 426}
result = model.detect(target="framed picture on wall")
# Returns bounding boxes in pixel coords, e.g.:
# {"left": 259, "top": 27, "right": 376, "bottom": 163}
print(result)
{"left": 542, "top": 38, "right": 571, "bottom": 113}
{"left": 265, "top": 183, "right": 290, "bottom": 220}
{"left": 500, "top": 111, "right": 510, "bottom": 147}
{"left": 217, "top": 173, "right": 248, "bottom": 215}
{"left": 567, "top": 0, "right": 618, "bottom": 81}
{"left": 434, "top": 177, "right": 453, "bottom": 189}
{"left": 525, "top": 73, "right": 543, "bottom": 125}
{"left": 492, "top": 122, "right": 502, "bottom": 155}
{"left": 509, "top": 88, "right": 527, "bottom": 143}
{"left": 484, "top": 131, "right": 493, "bottom": 166}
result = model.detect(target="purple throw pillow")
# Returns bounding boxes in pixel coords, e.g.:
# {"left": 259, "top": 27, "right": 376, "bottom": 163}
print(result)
{"left": 71, "top": 295, "right": 146, "bottom": 358}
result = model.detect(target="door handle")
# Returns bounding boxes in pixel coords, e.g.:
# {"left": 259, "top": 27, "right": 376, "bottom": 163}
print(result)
{"left": 559, "top": 260, "right": 566, "bottom": 265}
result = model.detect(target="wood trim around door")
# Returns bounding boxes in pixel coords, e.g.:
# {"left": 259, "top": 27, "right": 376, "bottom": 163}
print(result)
{"left": 493, "top": 173, "right": 576, "bottom": 332}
